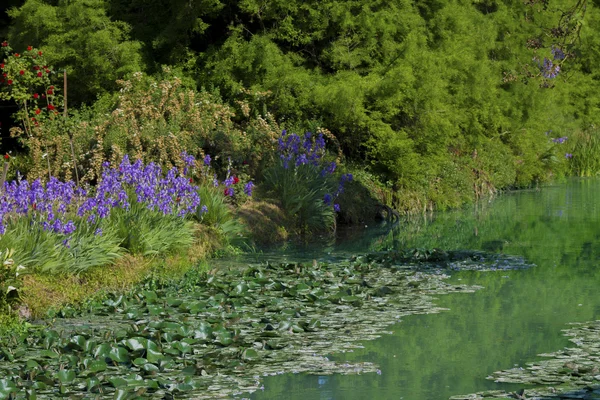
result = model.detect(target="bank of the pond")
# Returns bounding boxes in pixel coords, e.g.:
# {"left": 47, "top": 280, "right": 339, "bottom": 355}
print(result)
{"left": 11, "top": 225, "right": 223, "bottom": 320}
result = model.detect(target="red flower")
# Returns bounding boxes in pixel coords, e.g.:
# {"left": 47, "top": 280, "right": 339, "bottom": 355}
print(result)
{"left": 19, "top": 70, "right": 24, "bottom": 75}
{"left": 1, "top": 41, "right": 7, "bottom": 47}
{"left": 233, "top": 176, "right": 240, "bottom": 184}
{"left": 48, "top": 104, "right": 55, "bottom": 110}
{"left": 31, "top": 117, "right": 35, "bottom": 121}
{"left": 38, "top": 51, "right": 42, "bottom": 56}
{"left": 35, "top": 108, "right": 41, "bottom": 115}
{"left": 27, "top": 46, "right": 32, "bottom": 51}
{"left": 2, "top": 73, "right": 6, "bottom": 77}
{"left": 14, "top": 53, "right": 19, "bottom": 57}
{"left": 32, "top": 203, "right": 36, "bottom": 210}
{"left": 45, "top": 69, "right": 50, "bottom": 74}
{"left": 33, "top": 66, "right": 40, "bottom": 70}
{"left": 7, "top": 79, "right": 12, "bottom": 85}
{"left": 33, "top": 93, "right": 39, "bottom": 99}
{"left": 37, "top": 72, "right": 42, "bottom": 77}
{"left": 189, "top": 178, "right": 193, "bottom": 183}
{"left": 3, "top": 154, "right": 9, "bottom": 160}
{"left": 41, "top": 94, "right": 46, "bottom": 98}
{"left": 49, "top": 85, "right": 54, "bottom": 89}
{"left": 0, "top": 63, "right": 3, "bottom": 69}
{"left": 47, "top": 89, "right": 53, "bottom": 95}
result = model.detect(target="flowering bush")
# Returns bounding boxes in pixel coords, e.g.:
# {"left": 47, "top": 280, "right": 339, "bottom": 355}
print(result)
{"left": 0, "top": 154, "right": 203, "bottom": 273}
{"left": 0, "top": 41, "right": 61, "bottom": 125}
{"left": 263, "top": 130, "right": 351, "bottom": 233}
{"left": 78, "top": 70, "right": 280, "bottom": 184}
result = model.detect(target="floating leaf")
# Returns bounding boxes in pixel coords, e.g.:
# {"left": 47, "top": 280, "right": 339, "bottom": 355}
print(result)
{"left": 56, "top": 370, "right": 76, "bottom": 384}
{"left": 109, "top": 346, "right": 130, "bottom": 363}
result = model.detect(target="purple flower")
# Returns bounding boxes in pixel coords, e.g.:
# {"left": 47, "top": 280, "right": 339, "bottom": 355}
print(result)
{"left": 62, "top": 220, "right": 76, "bottom": 235}
{"left": 551, "top": 46, "right": 566, "bottom": 60}
{"left": 224, "top": 176, "right": 235, "bottom": 187}
{"left": 201, "top": 205, "right": 208, "bottom": 214}
{"left": 94, "top": 228, "right": 103, "bottom": 236}
{"left": 324, "top": 193, "right": 332, "bottom": 206}
{"left": 565, "top": 153, "right": 573, "bottom": 159}
{"left": 244, "top": 181, "right": 255, "bottom": 196}
{"left": 552, "top": 136, "right": 568, "bottom": 144}
{"left": 334, "top": 204, "right": 341, "bottom": 212}
{"left": 203, "top": 154, "right": 211, "bottom": 166}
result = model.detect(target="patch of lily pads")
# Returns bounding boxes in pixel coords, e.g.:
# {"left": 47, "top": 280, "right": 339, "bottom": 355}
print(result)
{"left": 450, "top": 321, "right": 600, "bottom": 400}
{"left": 0, "top": 249, "right": 530, "bottom": 399}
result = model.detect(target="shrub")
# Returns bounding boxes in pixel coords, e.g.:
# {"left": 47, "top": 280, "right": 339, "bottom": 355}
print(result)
{"left": 0, "top": 154, "right": 200, "bottom": 274}
{"left": 262, "top": 130, "right": 352, "bottom": 234}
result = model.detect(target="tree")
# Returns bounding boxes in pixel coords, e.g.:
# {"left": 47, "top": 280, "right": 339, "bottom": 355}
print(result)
{"left": 6, "top": 0, "right": 143, "bottom": 105}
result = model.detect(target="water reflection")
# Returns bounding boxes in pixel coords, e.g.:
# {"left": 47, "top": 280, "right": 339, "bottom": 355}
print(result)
{"left": 243, "top": 179, "right": 600, "bottom": 400}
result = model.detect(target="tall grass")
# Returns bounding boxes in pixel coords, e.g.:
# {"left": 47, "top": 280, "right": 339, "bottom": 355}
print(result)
{"left": 263, "top": 161, "right": 336, "bottom": 234}
{"left": 109, "top": 203, "right": 195, "bottom": 257}
{"left": 568, "top": 128, "right": 600, "bottom": 177}
{"left": 0, "top": 217, "right": 123, "bottom": 274}
{"left": 196, "top": 185, "right": 248, "bottom": 247}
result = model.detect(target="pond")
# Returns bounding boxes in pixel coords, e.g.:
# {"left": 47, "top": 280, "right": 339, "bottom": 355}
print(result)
{"left": 2, "top": 178, "right": 598, "bottom": 399}
{"left": 247, "top": 178, "right": 600, "bottom": 400}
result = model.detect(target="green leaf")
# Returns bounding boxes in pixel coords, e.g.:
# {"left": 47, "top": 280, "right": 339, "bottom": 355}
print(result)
{"left": 108, "top": 377, "right": 127, "bottom": 388}
{"left": 88, "top": 360, "right": 107, "bottom": 373}
{"left": 0, "top": 379, "right": 17, "bottom": 396}
{"left": 109, "top": 346, "right": 130, "bottom": 363}
{"left": 56, "top": 370, "right": 76, "bottom": 384}
{"left": 241, "top": 348, "right": 259, "bottom": 360}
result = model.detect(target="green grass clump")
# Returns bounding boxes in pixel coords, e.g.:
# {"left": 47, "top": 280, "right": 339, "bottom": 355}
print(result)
{"left": 568, "top": 128, "right": 600, "bottom": 177}
{"left": 263, "top": 161, "right": 336, "bottom": 234}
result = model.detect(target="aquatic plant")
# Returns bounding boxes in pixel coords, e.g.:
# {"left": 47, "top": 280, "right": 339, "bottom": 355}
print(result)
{"left": 0, "top": 250, "right": 492, "bottom": 399}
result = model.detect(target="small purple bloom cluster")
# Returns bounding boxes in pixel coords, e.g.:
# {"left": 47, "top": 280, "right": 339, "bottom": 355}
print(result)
{"left": 278, "top": 130, "right": 326, "bottom": 169}
{"left": 536, "top": 57, "right": 561, "bottom": 79}
{"left": 552, "top": 136, "right": 568, "bottom": 144}
{"left": 551, "top": 46, "right": 566, "bottom": 61}
{"left": 217, "top": 157, "right": 253, "bottom": 198}
{"left": 0, "top": 155, "right": 202, "bottom": 236}
{"left": 323, "top": 173, "right": 353, "bottom": 213}
{"left": 0, "top": 176, "right": 79, "bottom": 235}
{"left": 565, "top": 153, "right": 573, "bottom": 159}
{"left": 78, "top": 155, "right": 201, "bottom": 220}
{"left": 276, "top": 130, "right": 352, "bottom": 213}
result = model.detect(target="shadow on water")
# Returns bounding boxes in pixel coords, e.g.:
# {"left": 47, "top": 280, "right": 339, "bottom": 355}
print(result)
{"left": 248, "top": 178, "right": 600, "bottom": 400}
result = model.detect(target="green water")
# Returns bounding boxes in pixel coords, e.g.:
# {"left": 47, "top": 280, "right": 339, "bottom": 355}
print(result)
{"left": 249, "top": 178, "right": 600, "bottom": 400}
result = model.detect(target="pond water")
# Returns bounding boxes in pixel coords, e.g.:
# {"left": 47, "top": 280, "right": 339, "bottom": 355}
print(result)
{"left": 247, "top": 178, "right": 600, "bottom": 400}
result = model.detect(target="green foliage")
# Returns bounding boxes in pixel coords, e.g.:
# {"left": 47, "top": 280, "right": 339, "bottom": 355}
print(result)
{"left": 108, "top": 201, "right": 194, "bottom": 257}
{"left": 196, "top": 185, "right": 248, "bottom": 247}
{"left": 6, "top": 0, "right": 144, "bottom": 105}
{"left": 0, "top": 217, "right": 124, "bottom": 274}
{"left": 0, "top": 249, "right": 24, "bottom": 313}
{"left": 263, "top": 161, "right": 335, "bottom": 234}
{"left": 3, "top": 0, "right": 600, "bottom": 212}
{"left": 567, "top": 126, "right": 600, "bottom": 176}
